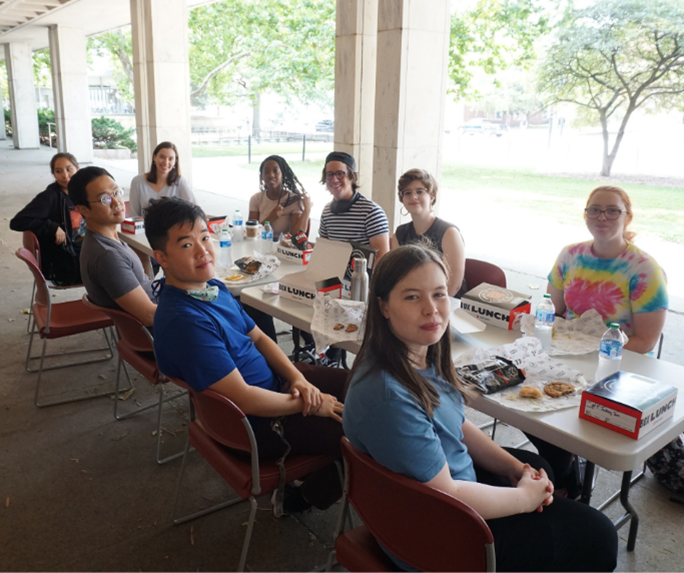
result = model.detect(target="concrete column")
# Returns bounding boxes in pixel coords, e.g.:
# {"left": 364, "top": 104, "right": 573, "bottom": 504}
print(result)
{"left": 334, "top": 0, "right": 378, "bottom": 193}
{"left": 49, "top": 25, "right": 93, "bottom": 163}
{"left": 0, "top": 68, "right": 6, "bottom": 140}
{"left": 3, "top": 43, "right": 40, "bottom": 149}
{"left": 130, "top": 0, "right": 193, "bottom": 183}
{"left": 372, "top": 0, "right": 451, "bottom": 228}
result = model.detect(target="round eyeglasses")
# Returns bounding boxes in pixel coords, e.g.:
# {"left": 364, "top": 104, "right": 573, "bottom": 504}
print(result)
{"left": 90, "top": 187, "right": 124, "bottom": 206}
{"left": 585, "top": 207, "right": 627, "bottom": 220}
{"left": 325, "top": 171, "right": 348, "bottom": 181}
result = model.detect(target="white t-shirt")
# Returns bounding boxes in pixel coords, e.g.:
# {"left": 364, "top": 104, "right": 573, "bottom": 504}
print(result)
{"left": 248, "top": 190, "right": 304, "bottom": 237}
{"left": 128, "top": 174, "right": 196, "bottom": 217}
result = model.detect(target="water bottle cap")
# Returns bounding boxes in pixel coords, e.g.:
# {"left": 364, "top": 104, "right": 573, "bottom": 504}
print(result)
{"left": 609, "top": 323, "right": 620, "bottom": 329}
{"left": 264, "top": 221, "right": 270, "bottom": 225}
{"left": 543, "top": 293, "right": 551, "bottom": 299}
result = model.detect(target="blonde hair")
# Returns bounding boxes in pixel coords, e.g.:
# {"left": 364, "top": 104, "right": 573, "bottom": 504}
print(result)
{"left": 397, "top": 168, "right": 438, "bottom": 207}
{"left": 586, "top": 185, "right": 635, "bottom": 242}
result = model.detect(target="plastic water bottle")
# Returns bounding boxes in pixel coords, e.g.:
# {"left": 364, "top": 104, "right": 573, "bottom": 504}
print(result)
{"left": 534, "top": 293, "right": 555, "bottom": 350}
{"left": 261, "top": 221, "right": 273, "bottom": 253}
{"left": 218, "top": 229, "right": 232, "bottom": 270}
{"left": 232, "top": 210, "right": 244, "bottom": 243}
{"left": 595, "top": 323, "right": 624, "bottom": 382}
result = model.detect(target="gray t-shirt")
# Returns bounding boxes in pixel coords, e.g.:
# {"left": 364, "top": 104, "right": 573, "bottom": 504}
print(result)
{"left": 128, "top": 174, "right": 195, "bottom": 217}
{"left": 80, "top": 229, "right": 154, "bottom": 309}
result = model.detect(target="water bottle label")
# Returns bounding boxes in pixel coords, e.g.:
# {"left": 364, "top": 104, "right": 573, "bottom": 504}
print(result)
{"left": 535, "top": 310, "right": 555, "bottom": 324}
{"left": 600, "top": 339, "right": 623, "bottom": 359}
{"left": 220, "top": 240, "right": 229, "bottom": 248}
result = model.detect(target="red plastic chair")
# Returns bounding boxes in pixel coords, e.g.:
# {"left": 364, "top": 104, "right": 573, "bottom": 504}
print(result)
{"left": 171, "top": 379, "right": 339, "bottom": 572}
{"left": 15, "top": 248, "right": 115, "bottom": 408}
{"left": 464, "top": 258, "right": 507, "bottom": 290}
{"left": 82, "top": 295, "right": 186, "bottom": 464}
{"left": 330, "top": 437, "right": 495, "bottom": 572}
{"left": 22, "top": 230, "right": 84, "bottom": 333}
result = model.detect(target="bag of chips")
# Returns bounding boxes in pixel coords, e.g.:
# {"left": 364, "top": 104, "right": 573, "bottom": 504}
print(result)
{"left": 456, "top": 356, "right": 526, "bottom": 395}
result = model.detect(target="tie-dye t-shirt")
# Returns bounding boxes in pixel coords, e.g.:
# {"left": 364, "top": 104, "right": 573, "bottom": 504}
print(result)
{"left": 548, "top": 241, "right": 668, "bottom": 336}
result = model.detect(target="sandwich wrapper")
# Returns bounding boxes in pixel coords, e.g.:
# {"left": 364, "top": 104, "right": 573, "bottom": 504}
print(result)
{"left": 217, "top": 252, "right": 280, "bottom": 285}
{"left": 518, "top": 309, "right": 628, "bottom": 356}
{"left": 454, "top": 337, "right": 589, "bottom": 412}
{"left": 311, "top": 293, "right": 366, "bottom": 355}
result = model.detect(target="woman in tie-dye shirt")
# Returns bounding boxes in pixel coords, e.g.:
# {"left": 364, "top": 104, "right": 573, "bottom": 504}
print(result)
{"left": 547, "top": 186, "right": 668, "bottom": 355}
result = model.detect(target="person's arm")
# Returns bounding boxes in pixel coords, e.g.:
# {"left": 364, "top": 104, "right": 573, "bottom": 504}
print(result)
{"left": 114, "top": 286, "right": 157, "bottom": 327}
{"left": 10, "top": 189, "right": 60, "bottom": 240}
{"left": 625, "top": 309, "right": 667, "bottom": 354}
{"left": 369, "top": 232, "right": 390, "bottom": 261}
{"left": 425, "top": 461, "right": 553, "bottom": 520}
{"left": 441, "top": 227, "right": 466, "bottom": 297}
{"left": 178, "top": 177, "right": 197, "bottom": 205}
{"left": 547, "top": 283, "right": 566, "bottom": 316}
{"left": 248, "top": 325, "right": 326, "bottom": 416}
{"left": 128, "top": 179, "right": 141, "bottom": 218}
{"left": 291, "top": 194, "right": 312, "bottom": 234}
{"left": 390, "top": 233, "right": 399, "bottom": 250}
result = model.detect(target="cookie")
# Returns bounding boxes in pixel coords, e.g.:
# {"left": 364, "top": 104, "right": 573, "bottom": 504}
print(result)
{"left": 519, "top": 386, "right": 543, "bottom": 399}
{"left": 345, "top": 323, "right": 359, "bottom": 333}
{"left": 543, "top": 381, "right": 575, "bottom": 398}
{"left": 333, "top": 323, "right": 345, "bottom": 331}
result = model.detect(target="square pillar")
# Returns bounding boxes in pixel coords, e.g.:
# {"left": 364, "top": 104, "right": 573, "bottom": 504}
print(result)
{"left": 49, "top": 25, "right": 93, "bottom": 163}
{"left": 372, "top": 0, "right": 451, "bottom": 228}
{"left": 4, "top": 43, "right": 40, "bottom": 149}
{"left": 130, "top": 0, "right": 193, "bottom": 184}
{"left": 334, "top": 0, "right": 378, "bottom": 193}
{"left": 0, "top": 70, "right": 7, "bottom": 140}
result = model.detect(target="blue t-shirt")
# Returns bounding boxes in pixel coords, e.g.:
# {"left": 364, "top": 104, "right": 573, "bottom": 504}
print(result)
{"left": 153, "top": 279, "right": 280, "bottom": 396}
{"left": 343, "top": 363, "right": 476, "bottom": 484}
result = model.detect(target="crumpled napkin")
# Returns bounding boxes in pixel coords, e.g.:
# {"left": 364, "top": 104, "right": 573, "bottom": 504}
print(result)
{"left": 519, "top": 308, "right": 628, "bottom": 356}
{"left": 311, "top": 294, "right": 366, "bottom": 356}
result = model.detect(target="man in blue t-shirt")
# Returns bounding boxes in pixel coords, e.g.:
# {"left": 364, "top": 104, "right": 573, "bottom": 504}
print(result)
{"left": 145, "top": 197, "right": 346, "bottom": 514}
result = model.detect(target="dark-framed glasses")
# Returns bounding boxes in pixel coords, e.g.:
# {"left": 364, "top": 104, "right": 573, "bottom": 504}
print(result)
{"left": 401, "top": 187, "right": 428, "bottom": 199}
{"left": 91, "top": 187, "right": 124, "bottom": 206}
{"left": 584, "top": 207, "right": 627, "bottom": 220}
{"left": 325, "top": 170, "right": 348, "bottom": 181}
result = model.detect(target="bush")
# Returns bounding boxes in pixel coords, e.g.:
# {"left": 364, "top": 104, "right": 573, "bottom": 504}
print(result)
{"left": 37, "top": 108, "right": 55, "bottom": 145}
{"left": 91, "top": 116, "right": 137, "bottom": 153}
{"left": 4, "top": 107, "right": 12, "bottom": 136}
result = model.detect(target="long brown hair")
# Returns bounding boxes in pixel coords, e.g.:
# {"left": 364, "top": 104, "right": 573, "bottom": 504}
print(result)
{"left": 147, "top": 141, "right": 181, "bottom": 185}
{"left": 586, "top": 185, "right": 635, "bottom": 241}
{"left": 349, "top": 244, "right": 471, "bottom": 415}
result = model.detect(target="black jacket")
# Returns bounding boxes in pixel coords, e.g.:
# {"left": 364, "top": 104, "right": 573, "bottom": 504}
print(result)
{"left": 10, "top": 182, "right": 82, "bottom": 285}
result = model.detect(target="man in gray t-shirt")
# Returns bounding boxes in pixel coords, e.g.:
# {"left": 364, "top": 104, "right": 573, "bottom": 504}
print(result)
{"left": 69, "top": 167, "right": 157, "bottom": 327}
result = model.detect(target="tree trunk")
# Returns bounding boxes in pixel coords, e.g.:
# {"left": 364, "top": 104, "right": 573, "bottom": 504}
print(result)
{"left": 601, "top": 103, "right": 636, "bottom": 177}
{"left": 599, "top": 110, "right": 612, "bottom": 177}
{"left": 251, "top": 93, "right": 261, "bottom": 138}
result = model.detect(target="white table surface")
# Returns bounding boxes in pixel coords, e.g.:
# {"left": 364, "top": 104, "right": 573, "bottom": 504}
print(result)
{"left": 117, "top": 231, "right": 303, "bottom": 296}
{"left": 240, "top": 284, "right": 684, "bottom": 472}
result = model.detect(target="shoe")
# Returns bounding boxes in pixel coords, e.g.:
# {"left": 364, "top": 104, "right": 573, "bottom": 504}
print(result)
{"left": 271, "top": 483, "right": 312, "bottom": 517}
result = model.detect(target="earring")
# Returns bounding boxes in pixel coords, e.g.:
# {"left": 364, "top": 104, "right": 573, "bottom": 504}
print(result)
{"left": 400, "top": 207, "right": 409, "bottom": 217}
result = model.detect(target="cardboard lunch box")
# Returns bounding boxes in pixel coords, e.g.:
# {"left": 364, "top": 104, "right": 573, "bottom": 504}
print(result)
{"left": 121, "top": 217, "right": 145, "bottom": 235}
{"left": 579, "top": 371, "right": 678, "bottom": 440}
{"left": 279, "top": 238, "right": 350, "bottom": 306}
{"left": 275, "top": 243, "right": 314, "bottom": 266}
{"left": 460, "top": 283, "right": 531, "bottom": 330}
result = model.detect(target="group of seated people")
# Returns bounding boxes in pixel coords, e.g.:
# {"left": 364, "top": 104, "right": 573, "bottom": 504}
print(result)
{"left": 12, "top": 144, "right": 674, "bottom": 572}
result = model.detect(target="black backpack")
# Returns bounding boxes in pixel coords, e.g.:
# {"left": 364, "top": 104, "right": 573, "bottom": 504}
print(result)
{"left": 646, "top": 433, "right": 684, "bottom": 494}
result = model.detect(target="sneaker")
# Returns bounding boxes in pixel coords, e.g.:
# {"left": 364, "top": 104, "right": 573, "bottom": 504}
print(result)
{"left": 271, "top": 483, "right": 312, "bottom": 517}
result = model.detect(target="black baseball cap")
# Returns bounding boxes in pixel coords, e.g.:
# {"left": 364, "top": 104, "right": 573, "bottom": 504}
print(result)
{"left": 325, "top": 151, "right": 357, "bottom": 172}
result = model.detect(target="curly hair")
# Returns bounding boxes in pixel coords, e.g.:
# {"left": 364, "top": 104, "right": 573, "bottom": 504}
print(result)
{"left": 259, "top": 155, "right": 306, "bottom": 197}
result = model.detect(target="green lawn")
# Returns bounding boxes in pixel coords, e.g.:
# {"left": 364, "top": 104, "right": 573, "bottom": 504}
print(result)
{"left": 192, "top": 142, "right": 333, "bottom": 158}
{"left": 441, "top": 165, "right": 684, "bottom": 244}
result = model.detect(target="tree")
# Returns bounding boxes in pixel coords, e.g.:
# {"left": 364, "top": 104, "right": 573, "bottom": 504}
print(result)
{"left": 449, "top": 0, "right": 551, "bottom": 100}
{"left": 537, "top": 0, "right": 684, "bottom": 176}
{"left": 88, "top": 29, "right": 135, "bottom": 104}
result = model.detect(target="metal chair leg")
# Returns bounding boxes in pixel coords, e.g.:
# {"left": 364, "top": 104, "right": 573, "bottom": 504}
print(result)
{"left": 237, "top": 497, "right": 258, "bottom": 572}
{"left": 26, "top": 328, "right": 114, "bottom": 373}
{"left": 156, "top": 387, "right": 189, "bottom": 465}
{"left": 26, "top": 282, "right": 36, "bottom": 333}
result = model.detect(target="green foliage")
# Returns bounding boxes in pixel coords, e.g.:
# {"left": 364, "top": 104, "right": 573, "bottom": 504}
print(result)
{"left": 37, "top": 109, "right": 55, "bottom": 142}
{"left": 33, "top": 49, "right": 52, "bottom": 88}
{"left": 449, "top": 0, "right": 551, "bottom": 100}
{"left": 537, "top": 0, "right": 684, "bottom": 174}
{"left": 88, "top": 29, "right": 135, "bottom": 104}
{"left": 4, "top": 107, "right": 11, "bottom": 136}
{"left": 91, "top": 116, "right": 137, "bottom": 152}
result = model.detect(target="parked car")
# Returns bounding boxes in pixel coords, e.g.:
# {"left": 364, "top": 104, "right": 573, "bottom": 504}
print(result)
{"left": 457, "top": 118, "right": 508, "bottom": 137}
{"left": 316, "top": 119, "right": 334, "bottom": 133}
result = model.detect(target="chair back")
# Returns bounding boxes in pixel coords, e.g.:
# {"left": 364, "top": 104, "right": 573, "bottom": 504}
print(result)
{"left": 341, "top": 437, "right": 494, "bottom": 572}
{"left": 16, "top": 248, "right": 50, "bottom": 310}
{"left": 22, "top": 230, "right": 41, "bottom": 267}
{"left": 82, "top": 295, "right": 154, "bottom": 354}
{"left": 464, "top": 258, "right": 506, "bottom": 289}
{"left": 185, "top": 385, "right": 254, "bottom": 454}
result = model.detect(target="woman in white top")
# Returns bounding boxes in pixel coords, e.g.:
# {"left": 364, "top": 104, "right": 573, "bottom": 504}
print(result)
{"left": 249, "top": 155, "right": 311, "bottom": 238}
{"left": 129, "top": 141, "right": 196, "bottom": 217}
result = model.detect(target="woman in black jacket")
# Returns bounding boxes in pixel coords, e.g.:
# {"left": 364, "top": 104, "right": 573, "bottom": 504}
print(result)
{"left": 10, "top": 153, "right": 84, "bottom": 285}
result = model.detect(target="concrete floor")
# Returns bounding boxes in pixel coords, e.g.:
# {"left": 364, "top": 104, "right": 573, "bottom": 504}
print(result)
{"left": 1, "top": 140, "right": 683, "bottom": 572}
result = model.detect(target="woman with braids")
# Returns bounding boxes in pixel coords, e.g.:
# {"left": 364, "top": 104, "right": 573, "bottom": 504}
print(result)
{"left": 249, "top": 155, "right": 312, "bottom": 238}
{"left": 343, "top": 244, "right": 617, "bottom": 572}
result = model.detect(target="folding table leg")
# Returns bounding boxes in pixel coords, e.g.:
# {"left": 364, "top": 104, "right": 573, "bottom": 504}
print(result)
{"left": 613, "top": 470, "right": 639, "bottom": 551}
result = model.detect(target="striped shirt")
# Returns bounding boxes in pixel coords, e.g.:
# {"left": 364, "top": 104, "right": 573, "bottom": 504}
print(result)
{"left": 318, "top": 194, "right": 389, "bottom": 245}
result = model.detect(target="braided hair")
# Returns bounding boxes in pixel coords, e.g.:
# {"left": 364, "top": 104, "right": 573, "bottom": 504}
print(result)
{"left": 259, "top": 155, "right": 306, "bottom": 198}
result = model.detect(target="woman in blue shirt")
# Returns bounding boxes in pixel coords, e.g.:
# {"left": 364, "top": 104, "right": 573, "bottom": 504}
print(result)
{"left": 343, "top": 244, "right": 617, "bottom": 572}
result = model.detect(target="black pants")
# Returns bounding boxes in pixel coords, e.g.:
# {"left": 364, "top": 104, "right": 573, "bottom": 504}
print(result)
{"left": 251, "top": 363, "right": 348, "bottom": 509}
{"left": 480, "top": 449, "right": 617, "bottom": 572}
{"left": 525, "top": 433, "right": 576, "bottom": 489}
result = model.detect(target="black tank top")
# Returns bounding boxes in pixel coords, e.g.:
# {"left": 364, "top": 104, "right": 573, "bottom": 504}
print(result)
{"left": 395, "top": 218, "right": 468, "bottom": 297}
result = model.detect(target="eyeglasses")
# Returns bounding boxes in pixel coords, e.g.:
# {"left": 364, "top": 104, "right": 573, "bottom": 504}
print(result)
{"left": 90, "top": 187, "right": 124, "bottom": 206}
{"left": 325, "top": 171, "right": 348, "bottom": 181}
{"left": 401, "top": 187, "right": 428, "bottom": 199}
{"left": 584, "top": 207, "right": 627, "bottom": 220}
